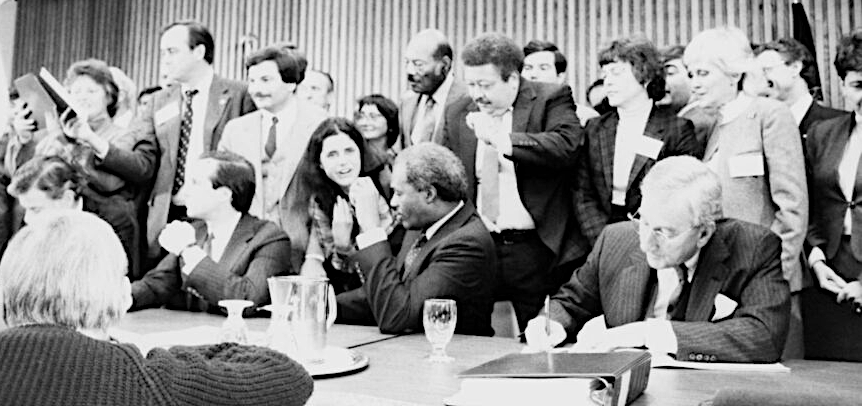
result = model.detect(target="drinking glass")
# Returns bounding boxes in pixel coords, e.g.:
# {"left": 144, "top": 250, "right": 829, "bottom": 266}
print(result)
{"left": 219, "top": 299, "right": 254, "bottom": 344}
{"left": 423, "top": 298, "right": 457, "bottom": 362}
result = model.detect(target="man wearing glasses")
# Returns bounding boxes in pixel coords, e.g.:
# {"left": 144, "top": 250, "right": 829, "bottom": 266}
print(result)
{"left": 526, "top": 156, "right": 790, "bottom": 363}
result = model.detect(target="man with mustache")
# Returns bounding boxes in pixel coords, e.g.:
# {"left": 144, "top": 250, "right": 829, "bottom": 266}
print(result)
{"left": 335, "top": 143, "right": 496, "bottom": 335}
{"left": 398, "top": 29, "right": 467, "bottom": 148}
{"left": 218, "top": 46, "right": 328, "bottom": 270}
{"left": 441, "top": 33, "right": 585, "bottom": 330}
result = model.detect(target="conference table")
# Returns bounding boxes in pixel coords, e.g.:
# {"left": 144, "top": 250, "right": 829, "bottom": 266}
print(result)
{"left": 118, "top": 309, "right": 862, "bottom": 405}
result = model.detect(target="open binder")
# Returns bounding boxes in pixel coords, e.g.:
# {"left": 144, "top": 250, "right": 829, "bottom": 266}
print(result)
{"left": 13, "top": 67, "right": 80, "bottom": 130}
{"left": 446, "top": 351, "right": 651, "bottom": 406}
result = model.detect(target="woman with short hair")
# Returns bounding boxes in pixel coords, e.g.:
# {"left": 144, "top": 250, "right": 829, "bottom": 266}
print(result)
{"left": 0, "top": 210, "right": 313, "bottom": 406}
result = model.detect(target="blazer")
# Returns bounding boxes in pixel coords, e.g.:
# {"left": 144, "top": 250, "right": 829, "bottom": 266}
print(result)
{"left": 799, "top": 101, "right": 845, "bottom": 139}
{"left": 335, "top": 203, "right": 496, "bottom": 336}
{"left": 806, "top": 112, "right": 862, "bottom": 262}
{"left": 130, "top": 213, "right": 292, "bottom": 316}
{"left": 113, "top": 75, "right": 255, "bottom": 257}
{"left": 550, "top": 219, "right": 791, "bottom": 363}
{"left": 703, "top": 96, "right": 808, "bottom": 292}
{"left": 398, "top": 76, "right": 467, "bottom": 148}
{"left": 441, "top": 80, "right": 585, "bottom": 265}
{"left": 575, "top": 105, "right": 701, "bottom": 244}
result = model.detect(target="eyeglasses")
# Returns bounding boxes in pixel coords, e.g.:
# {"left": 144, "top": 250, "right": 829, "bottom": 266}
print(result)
{"left": 628, "top": 211, "right": 700, "bottom": 243}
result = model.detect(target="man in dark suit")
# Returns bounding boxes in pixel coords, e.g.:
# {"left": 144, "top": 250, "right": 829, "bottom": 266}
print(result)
{"left": 130, "top": 151, "right": 292, "bottom": 316}
{"left": 336, "top": 143, "right": 496, "bottom": 336}
{"left": 526, "top": 156, "right": 790, "bottom": 363}
{"left": 755, "top": 38, "right": 844, "bottom": 138}
{"left": 110, "top": 20, "right": 256, "bottom": 259}
{"left": 441, "top": 33, "right": 584, "bottom": 330}
{"left": 398, "top": 29, "right": 467, "bottom": 148}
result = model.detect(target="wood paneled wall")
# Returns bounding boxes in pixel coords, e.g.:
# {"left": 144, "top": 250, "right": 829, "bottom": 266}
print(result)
{"left": 13, "top": 0, "right": 862, "bottom": 115}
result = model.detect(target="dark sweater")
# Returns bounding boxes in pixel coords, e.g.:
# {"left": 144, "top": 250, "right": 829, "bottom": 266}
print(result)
{"left": 0, "top": 324, "right": 314, "bottom": 406}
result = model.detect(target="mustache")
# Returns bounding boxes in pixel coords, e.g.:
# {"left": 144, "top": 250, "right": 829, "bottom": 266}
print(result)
{"left": 251, "top": 93, "right": 271, "bottom": 98}
{"left": 472, "top": 97, "right": 491, "bottom": 105}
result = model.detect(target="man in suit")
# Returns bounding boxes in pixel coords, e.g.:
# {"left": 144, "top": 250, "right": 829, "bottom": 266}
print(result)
{"left": 657, "top": 45, "right": 693, "bottom": 115}
{"left": 755, "top": 38, "right": 845, "bottom": 138}
{"left": 526, "top": 156, "right": 791, "bottom": 363}
{"left": 336, "top": 143, "right": 495, "bottom": 336}
{"left": 521, "top": 39, "right": 600, "bottom": 126}
{"left": 297, "top": 68, "right": 334, "bottom": 114}
{"left": 441, "top": 33, "right": 584, "bottom": 329}
{"left": 112, "top": 20, "right": 255, "bottom": 260}
{"left": 398, "top": 29, "right": 467, "bottom": 148}
{"left": 218, "top": 46, "right": 328, "bottom": 269}
{"left": 130, "top": 151, "right": 292, "bottom": 316}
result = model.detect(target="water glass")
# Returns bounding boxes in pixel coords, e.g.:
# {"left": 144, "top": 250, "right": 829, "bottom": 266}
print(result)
{"left": 219, "top": 299, "right": 254, "bottom": 344}
{"left": 423, "top": 298, "right": 457, "bottom": 362}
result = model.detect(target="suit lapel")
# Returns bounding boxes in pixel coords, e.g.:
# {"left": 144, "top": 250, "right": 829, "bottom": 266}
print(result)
{"left": 511, "top": 82, "right": 537, "bottom": 135}
{"left": 607, "top": 248, "right": 653, "bottom": 325}
{"left": 158, "top": 87, "right": 182, "bottom": 174}
{"left": 402, "top": 204, "right": 474, "bottom": 281}
{"left": 827, "top": 115, "right": 856, "bottom": 197}
{"left": 204, "top": 76, "right": 231, "bottom": 151}
{"left": 217, "top": 214, "right": 256, "bottom": 271}
{"left": 599, "top": 112, "right": 619, "bottom": 193}
{"left": 627, "top": 106, "right": 665, "bottom": 190}
{"left": 685, "top": 235, "right": 731, "bottom": 321}
{"left": 459, "top": 103, "right": 480, "bottom": 199}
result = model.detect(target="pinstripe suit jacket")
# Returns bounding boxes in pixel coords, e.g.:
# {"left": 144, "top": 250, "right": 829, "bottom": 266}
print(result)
{"left": 574, "top": 106, "right": 701, "bottom": 244}
{"left": 550, "top": 219, "right": 791, "bottom": 363}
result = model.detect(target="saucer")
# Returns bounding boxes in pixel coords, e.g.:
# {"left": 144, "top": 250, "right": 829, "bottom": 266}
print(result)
{"left": 301, "top": 346, "right": 369, "bottom": 378}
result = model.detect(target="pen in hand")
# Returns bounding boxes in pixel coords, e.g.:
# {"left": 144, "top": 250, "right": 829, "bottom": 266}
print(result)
{"left": 544, "top": 295, "right": 551, "bottom": 336}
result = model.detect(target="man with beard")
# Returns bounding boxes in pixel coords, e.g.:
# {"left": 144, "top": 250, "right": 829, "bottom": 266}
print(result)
{"left": 398, "top": 29, "right": 467, "bottom": 148}
{"left": 218, "top": 46, "right": 328, "bottom": 269}
{"left": 335, "top": 143, "right": 495, "bottom": 335}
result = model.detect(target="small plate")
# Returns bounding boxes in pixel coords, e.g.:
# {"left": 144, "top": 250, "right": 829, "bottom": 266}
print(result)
{"left": 302, "top": 346, "right": 369, "bottom": 378}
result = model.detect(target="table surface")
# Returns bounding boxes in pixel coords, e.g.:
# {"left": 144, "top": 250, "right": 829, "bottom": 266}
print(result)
{"left": 117, "top": 310, "right": 862, "bottom": 406}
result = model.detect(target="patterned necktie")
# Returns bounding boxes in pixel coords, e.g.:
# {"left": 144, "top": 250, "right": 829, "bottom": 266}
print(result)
{"left": 264, "top": 116, "right": 279, "bottom": 159}
{"left": 402, "top": 234, "right": 428, "bottom": 279}
{"left": 668, "top": 263, "right": 691, "bottom": 321}
{"left": 173, "top": 89, "right": 198, "bottom": 195}
{"left": 411, "top": 97, "right": 437, "bottom": 144}
{"left": 479, "top": 143, "right": 500, "bottom": 223}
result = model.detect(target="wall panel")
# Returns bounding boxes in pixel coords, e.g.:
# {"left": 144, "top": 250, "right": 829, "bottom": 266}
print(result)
{"left": 13, "top": 0, "right": 862, "bottom": 116}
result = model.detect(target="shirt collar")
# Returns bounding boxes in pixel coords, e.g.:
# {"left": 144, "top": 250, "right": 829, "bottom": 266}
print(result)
{"left": 789, "top": 93, "right": 813, "bottom": 125}
{"left": 204, "top": 211, "right": 243, "bottom": 243}
{"left": 182, "top": 67, "right": 214, "bottom": 95}
{"left": 680, "top": 249, "right": 700, "bottom": 283}
{"left": 719, "top": 93, "right": 753, "bottom": 124}
{"left": 425, "top": 201, "right": 465, "bottom": 240}
{"left": 425, "top": 72, "right": 455, "bottom": 105}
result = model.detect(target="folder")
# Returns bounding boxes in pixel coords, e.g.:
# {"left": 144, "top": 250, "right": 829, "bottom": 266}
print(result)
{"left": 446, "top": 351, "right": 651, "bottom": 406}
{"left": 13, "top": 67, "right": 80, "bottom": 131}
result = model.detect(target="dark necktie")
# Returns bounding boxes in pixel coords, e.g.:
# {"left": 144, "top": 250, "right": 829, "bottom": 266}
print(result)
{"left": 411, "top": 97, "right": 436, "bottom": 144}
{"left": 173, "top": 89, "right": 198, "bottom": 195}
{"left": 669, "top": 264, "right": 691, "bottom": 321}
{"left": 264, "top": 116, "right": 279, "bottom": 159}
{"left": 402, "top": 234, "right": 428, "bottom": 280}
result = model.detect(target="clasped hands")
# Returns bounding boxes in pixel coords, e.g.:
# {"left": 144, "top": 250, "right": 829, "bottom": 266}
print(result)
{"left": 813, "top": 261, "right": 862, "bottom": 313}
{"left": 465, "top": 111, "right": 512, "bottom": 155}
{"left": 158, "top": 220, "right": 197, "bottom": 256}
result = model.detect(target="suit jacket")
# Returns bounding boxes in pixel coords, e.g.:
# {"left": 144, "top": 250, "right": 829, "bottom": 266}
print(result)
{"left": 703, "top": 96, "right": 808, "bottom": 291}
{"left": 114, "top": 75, "right": 255, "bottom": 257}
{"left": 130, "top": 213, "right": 292, "bottom": 316}
{"left": 799, "top": 101, "right": 845, "bottom": 139}
{"left": 806, "top": 112, "right": 862, "bottom": 262}
{"left": 550, "top": 219, "right": 791, "bottom": 363}
{"left": 398, "top": 77, "right": 467, "bottom": 148}
{"left": 335, "top": 203, "right": 496, "bottom": 336}
{"left": 575, "top": 105, "right": 701, "bottom": 244}
{"left": 441, "top": 80, "right": 585, "bottom": 265}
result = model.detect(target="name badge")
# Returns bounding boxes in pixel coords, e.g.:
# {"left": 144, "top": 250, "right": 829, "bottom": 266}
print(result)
{"left": 154, "top": 105, "right": 179, "bottom": 126}
{"left": 635, "top": 135, "right": 663, "bottom": 160}
{"left": 728, "top": 153, "right": 765, "bottom": 177}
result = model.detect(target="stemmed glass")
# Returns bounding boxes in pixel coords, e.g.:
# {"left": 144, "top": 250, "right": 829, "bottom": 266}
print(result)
{"left": 423, "top": 298, "right": 457, "bottom": 362}
{"left": 219, "top": 299, "right": 254, "bottom": 345}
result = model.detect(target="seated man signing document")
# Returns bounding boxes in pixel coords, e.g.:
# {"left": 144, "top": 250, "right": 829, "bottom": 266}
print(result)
{"left": 526, "top": 156, "right": 790, "bottom": 363}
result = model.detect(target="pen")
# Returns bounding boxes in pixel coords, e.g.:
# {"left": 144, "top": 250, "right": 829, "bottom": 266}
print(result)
{"left": 544, "top": 295, "right": 551, "bottom": 336}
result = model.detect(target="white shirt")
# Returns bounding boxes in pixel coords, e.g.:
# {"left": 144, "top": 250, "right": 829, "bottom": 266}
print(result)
{"left": 181, "top": 212, "right": 243, "bottom": 274}
{"left": 611, "top": 103, "right": 652, "bottom": 205}
{"left": 180, "top": 68, "right": 214, "bottom": 168}
{"left": 789, "top": 93, "right": 814, "bottom": 126}
{"left": 644, "top": 251, "right": 701, "bottom": 357}
{"left": 410, "top": 73, "right": 454, "bottom": 145}
{"left": 474, "top": 109, "right": 535, "bottom": 232}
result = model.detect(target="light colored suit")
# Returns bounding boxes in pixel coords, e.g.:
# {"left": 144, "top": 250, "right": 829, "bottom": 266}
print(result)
{"left": 702, "top": 96, "right": 808, "bottom": 292}
{"left": 397, "top": 77, "right": 467, "bottom": 149}
{"left": 219, "top": 102, "right": 327, "bottom": 270}
{"left": 550, "top": 219, "right": 791, "bottom": 363}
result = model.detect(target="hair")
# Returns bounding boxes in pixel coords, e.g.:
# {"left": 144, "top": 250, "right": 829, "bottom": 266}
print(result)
{"left": 0, "top": 210, "right": 130, "bottom": 330}
{"left": 357, "top": 94, "right": 400, "bottom": 148}
{"left": 660, "top": 45, "right": 686, "bottom": 64}
{"left": 246, "top": 46, "right": 307, "bottom": 84}
{"left": 461, "top": 33, "right": 525, "bottom": 80}
{"left": 64, "top": 59, "right": 120, "bottom": 118}
{"left": 109, "top": 66, "right": 137, "bottom": 111}
{"left": 598, "top": 37, "right": 667, "bottom": 101}
{"left": 523, "top": 39, "right": 568, "bottom": 74}
{"left": 684, "top": 26, "right": 756, "bottom": 78}
{"left": 8, "top": 156, "right": 86, "bottom": 200}
{"left": 758, "top": 38, "right": 818, "bottom": 89}
{"left": 640, "top": 155, "right": 723, "bottom": 227}
{"left": 198, "top": 150, "right": 256, "bottom": 213}
{"left": 834, "top": 30, "right": 862, "bottom": 80}
{"left": 294, "top": 118, "right": 378, "bottom": 217}
{"left": 393, "top": 143, "right": 467, "bottom": 203}
{"left": 307, "top": 69, "right": 335, "bottom": 93}
{"left": 161, "top": 20, "right": 215, "bottom": 64}
{"left": 587, "top": 78, "right": 605, "bottom": 98}
{"left": 137, "top": 85, "right": 162, "bottom": 101}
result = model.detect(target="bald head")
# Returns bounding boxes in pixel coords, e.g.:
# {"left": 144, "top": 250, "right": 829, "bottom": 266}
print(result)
{"left": 404, "top": 29, "right": 453, "bottom": 95}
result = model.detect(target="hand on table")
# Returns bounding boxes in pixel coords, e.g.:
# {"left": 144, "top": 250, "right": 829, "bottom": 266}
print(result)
{"left": 524, "top": 315, "right": 566, "bottom": 351}
{"left": 572, "top": 321, "right": 648, "bottom": 353}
